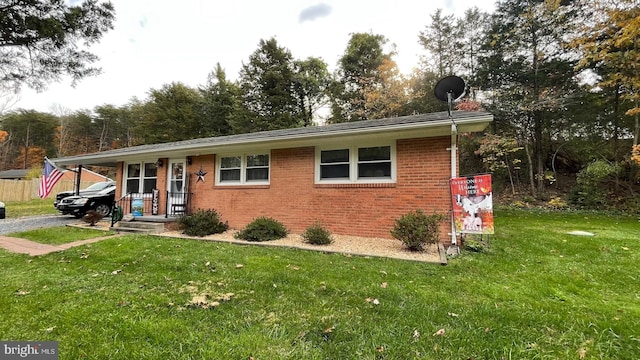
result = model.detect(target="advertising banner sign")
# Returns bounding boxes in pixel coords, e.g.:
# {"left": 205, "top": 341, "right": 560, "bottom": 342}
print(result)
{"left": 450, "top": 174, "right": 494, "bottom": 234}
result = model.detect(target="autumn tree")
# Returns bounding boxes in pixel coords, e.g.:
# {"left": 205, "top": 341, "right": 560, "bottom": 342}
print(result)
{"left": 0, "top": 0, "right": 116, "bottom": 92}
{"left": 572, "top": 0, "right": 640, "bottom": 149}
{"left": 363, "top": 58, "right": 410, "bottom": 119}
{"left": 15, "top": 146, "right": 46, "bottom": 170}
{"left": 0, "top": 110, "right": 58, "bottom": 168}
{"left": 0, "top": 129, "right": 9, "bottom": 169}
{"left": 329, "top": 32, "right": 398, "bottom": 122}
{"left": 475, "top": 134, "right": 523, "bottom": 195}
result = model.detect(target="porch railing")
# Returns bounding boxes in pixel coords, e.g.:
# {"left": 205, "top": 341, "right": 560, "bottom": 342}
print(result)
{"left": 165, "top": 191, "right": 193, "bottom": 218}
{"left": 110, "top": 191, "right": 193, "bottom": 227}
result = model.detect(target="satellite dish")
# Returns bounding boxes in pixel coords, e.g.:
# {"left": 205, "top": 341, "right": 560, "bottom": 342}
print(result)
{"left": 434, "top": 75, "right": 466, "bottom": 117}
{"left": 434, "top": 75, "right": 465, "bottom": 102}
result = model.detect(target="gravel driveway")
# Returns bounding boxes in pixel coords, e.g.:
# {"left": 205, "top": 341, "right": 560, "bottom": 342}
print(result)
{"left": 0, "top": 215, "right": 78, "bottom": 235}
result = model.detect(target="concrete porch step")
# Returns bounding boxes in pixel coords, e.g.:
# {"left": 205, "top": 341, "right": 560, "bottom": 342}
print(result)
{"left": 111, "top": 221, "right": 165, "bottom": 234}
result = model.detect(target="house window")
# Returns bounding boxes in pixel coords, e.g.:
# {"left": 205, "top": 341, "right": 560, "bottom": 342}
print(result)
{"left": 220, "top": 156, "right": 241, "bottom": 182}
{"left": 316, "top": 144, "right": 394, "bottom": 183}
{"left": 125, "top": 162, "right": 157, "bottom": 193}
{"left": 217, "top": 153, "right": 270, "bottom": 185}
{"left": 358, "top": 146, "right": 392, "bottom": 179}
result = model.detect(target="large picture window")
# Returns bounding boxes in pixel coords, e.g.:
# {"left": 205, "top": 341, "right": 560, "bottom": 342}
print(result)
{"left": 217, "top": 153, "right": 270, "bottom": 185}
{"left": 125, "top": 162, "right": 158, "bottom": 193}
{"left": 316, "top": 144, "right": 394, "bottom": 184}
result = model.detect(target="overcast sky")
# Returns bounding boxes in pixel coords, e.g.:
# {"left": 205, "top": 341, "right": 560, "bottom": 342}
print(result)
{"left": 14, "top": 0, "right": 495, "bottom": 114}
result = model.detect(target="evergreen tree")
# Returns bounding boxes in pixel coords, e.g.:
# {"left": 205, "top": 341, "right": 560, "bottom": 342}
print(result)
{"left": 236, "top": 38, "right": 302, "bottom": 133}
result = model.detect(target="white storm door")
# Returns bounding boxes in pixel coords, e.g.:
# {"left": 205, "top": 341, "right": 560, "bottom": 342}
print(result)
{"left": 167, "top": 159, "right": 186, "bottom": 211}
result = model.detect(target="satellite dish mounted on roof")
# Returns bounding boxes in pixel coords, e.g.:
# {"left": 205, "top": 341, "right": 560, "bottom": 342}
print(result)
{"left": 434, "top": 75, "right": 466, "bottom": 118}
{"left": 434, "top": 75, "right": 466, "bottom": 255}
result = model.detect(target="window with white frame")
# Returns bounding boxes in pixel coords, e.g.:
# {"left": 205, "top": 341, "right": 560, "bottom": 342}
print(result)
{"left": 217, "top": 153, "right": 270, "bottom": 185}
{"left": 317, "top": 144, "right": 394, "bottom": 183}
{"left": 125, "top": 162, "right": 158, "bottom": 193}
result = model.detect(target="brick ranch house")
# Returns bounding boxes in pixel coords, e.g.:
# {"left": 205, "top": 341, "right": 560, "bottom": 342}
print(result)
{"left": 52, "top": 111, "right": 493, "bottom": 243}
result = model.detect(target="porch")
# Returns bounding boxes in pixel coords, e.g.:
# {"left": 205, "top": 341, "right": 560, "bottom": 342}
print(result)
{"left": 113, "top": 191, "right": 193, "bottom": 218}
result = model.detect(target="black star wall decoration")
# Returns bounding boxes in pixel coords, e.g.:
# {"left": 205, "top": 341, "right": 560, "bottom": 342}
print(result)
{"left": 195, "top": 165, "right": 207, "bottom": 183}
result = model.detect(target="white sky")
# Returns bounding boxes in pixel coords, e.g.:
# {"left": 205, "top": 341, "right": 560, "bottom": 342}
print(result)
{"left": 13, "top": 0, "right": 495, "bottom": 114}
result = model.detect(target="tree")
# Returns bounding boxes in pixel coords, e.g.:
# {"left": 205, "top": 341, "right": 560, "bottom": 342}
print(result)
{"left": 476, "top": 0, "right": 580, "bottom": 198}
{"left": 199, "top": 63, "right": 237, "bottom": 137}
{"left": 0, "top": 109, "right": 58, "bottom": 168}
{"left": 572, "top": 0, "right": 640, "bottom": 147}
{"left": 135, "top": 82, "right": 204, "bottom": 143}
{"left": 418, "top": 9, "right": 460, "bottom": 78}
{"left": 292, "top": 57, "right": 331, "bottom": 126}
{"left": 0, "top": 0, "right": 116, "bottom": 92}
{"left": 404, "top": 68, "right": 448, "bottom": 115}
{"left": 94, "top": 104, "right": 129, "bottom": 151}
{"left": 362, "top": 58, "right": 411, "bottom": 119}
{"left": 0, "top": 129, "right": 9, "bottom": 169}
{"left": 236, "top": 38, "right": 302, "bottom": 133}
{"left": 63, "top": 110, "right": 96, "bottom": 154}
{"left": 457, "top": 7, "right": 491, "bottom": 99}
{"left": 475, "top": 134, "right": 523, "bottom": 195}
{"left": 329, "top": 32, "right": 396, "bottom": 122}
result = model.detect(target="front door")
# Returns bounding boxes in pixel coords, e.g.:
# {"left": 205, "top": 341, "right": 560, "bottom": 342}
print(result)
{"left": 167, "top": 159, "right": 187, "bottom": 215}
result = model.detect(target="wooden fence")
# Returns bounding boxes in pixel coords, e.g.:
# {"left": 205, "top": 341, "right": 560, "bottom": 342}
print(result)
{"left": 0, "top": 179, "right": 95, "bottom": 202}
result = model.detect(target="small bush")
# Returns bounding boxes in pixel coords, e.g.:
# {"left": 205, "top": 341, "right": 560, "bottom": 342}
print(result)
{"left": 463, "top": 239, "right": 486, "bottom": 252}
{"left": 177, "top": 209, "right": 228, "bottom": 237}
{"left": 234, "top": 216, "right": 288, "bottom": 242}
{"left": 301, "top": 222, "right": 333, "bottom": 245}
{"left": 391, "top": 210, "right": 444, "bottom": 251}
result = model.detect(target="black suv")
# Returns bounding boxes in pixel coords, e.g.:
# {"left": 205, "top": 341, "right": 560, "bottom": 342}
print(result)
{"left": 54, "top": 181, "right": 115, "bottom": 208}
{"left": 56, "top": 184, "right": 116, "bottom": 218}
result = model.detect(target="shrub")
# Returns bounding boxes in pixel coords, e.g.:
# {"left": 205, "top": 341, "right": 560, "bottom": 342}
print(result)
{"left": 301, "top": 222, "right": 333, "bottom": 245}
{"left": 177, "top": 209, "right": 228, "bottom": 237}
{"left": 463, "top": 238, "right": 486, "bottom": 252}
{"left": 391, "top": 210, "right": 444, "bottom": 251}
{"left": 569, "top": 160, "right": 620, "bottom": 209}
{"left": 234, "top": 216, "right": 288, "bottom": 242}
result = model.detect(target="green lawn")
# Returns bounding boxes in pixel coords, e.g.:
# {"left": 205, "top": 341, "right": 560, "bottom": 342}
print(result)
{"left": 3, "top": 198, "right": 58, "bottom": 218}
{"left": 8, "top": 226, "right": 115, "bottom": 245}
{"left": 0, "top": 209, "right": 638, "bottom": 359}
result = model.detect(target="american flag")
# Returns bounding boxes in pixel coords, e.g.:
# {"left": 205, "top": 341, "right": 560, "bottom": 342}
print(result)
{"left": 38, "top": 158, "right": 64, "bottom": 199}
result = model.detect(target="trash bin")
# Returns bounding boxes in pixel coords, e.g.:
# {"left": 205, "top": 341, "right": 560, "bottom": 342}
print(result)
{"left": 0, "top": 201, "right": 5, "bottom": 219}
{"left": 132, "top": 198, "right": 143, "bottom": 216}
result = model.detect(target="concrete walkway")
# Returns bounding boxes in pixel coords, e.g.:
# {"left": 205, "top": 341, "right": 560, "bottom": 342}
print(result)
{"left": 0, "top": 234, "right": 124, "bottom": 256}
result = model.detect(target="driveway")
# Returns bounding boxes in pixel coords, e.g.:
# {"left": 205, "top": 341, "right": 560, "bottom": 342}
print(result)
{"left": 0, "top": 214, "right": 78, "bottom": 235}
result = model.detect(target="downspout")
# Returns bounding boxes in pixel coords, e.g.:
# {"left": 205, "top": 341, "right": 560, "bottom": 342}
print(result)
{"left": 450, "top": 122, "right": 458, "bottom": 247}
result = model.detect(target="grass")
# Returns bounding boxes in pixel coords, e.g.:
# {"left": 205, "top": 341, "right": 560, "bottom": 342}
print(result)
{"left": 3, "top": 198, "right": 57, "bottom": 218}
{"left": 0, "top": 209, "right": 638, "bottom": 359}
{"left": 7, "top": 226, "right": 115, "bottom": 245}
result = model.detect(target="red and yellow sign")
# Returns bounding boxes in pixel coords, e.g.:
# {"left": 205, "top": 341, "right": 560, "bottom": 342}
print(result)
{"left": 450, "top": 174, "right": 494, "bottom": 234}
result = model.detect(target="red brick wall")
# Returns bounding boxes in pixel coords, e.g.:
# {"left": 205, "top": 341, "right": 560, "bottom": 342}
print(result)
{"left": 187, "top": 136, "right": 454, "bottom": 242}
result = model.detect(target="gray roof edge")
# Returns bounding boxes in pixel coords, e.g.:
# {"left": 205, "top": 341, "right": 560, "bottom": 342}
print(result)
{"left": 52, "top": 111, "right": 493, "bottom": 164}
